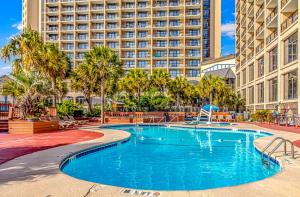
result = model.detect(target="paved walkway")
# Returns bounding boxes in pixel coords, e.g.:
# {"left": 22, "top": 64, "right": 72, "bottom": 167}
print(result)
{"left": 0, "top": 130, "right": 103, "bottom": 164}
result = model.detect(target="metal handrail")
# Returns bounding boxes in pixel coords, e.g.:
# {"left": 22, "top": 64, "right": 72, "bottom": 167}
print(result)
{"left": 262, "top": 137, "right": 296, "bottom": 166}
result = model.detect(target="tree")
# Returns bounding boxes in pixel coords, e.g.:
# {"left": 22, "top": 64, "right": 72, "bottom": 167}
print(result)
{"left": 197, "top": 75, "right": 226, "bottom": 105}
{"left": 167, "top": 77, "right": 190, "bottom": 110}
{"left": 1, "top": 71, "right": 52, "bottom": 118}
{"left": 41, "top": 43, "right": 70, "bottom": 105}
{"left": 119, "top": 69, "right": 149, "bottom": 109}
{"left": 150, "top": 69, "right": 170, "bottom": 95}
{"left": 84, "top": 46, "right": 123, "bottom": 124}
{"left": 55, "top": 79, "right": 68, "bottom": 103}
{"left": 1, "top": 28, "right": 44, "bottom": 73}
{"left": 71, "top": 62, "right": 97, "bottom": 112}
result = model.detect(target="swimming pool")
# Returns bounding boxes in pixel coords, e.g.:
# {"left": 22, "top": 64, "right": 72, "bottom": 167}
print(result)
{"left": 61, "top": 125, "right": 280, "bottom": 191}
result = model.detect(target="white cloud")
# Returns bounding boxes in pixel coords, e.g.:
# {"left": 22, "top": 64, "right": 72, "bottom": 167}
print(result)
{"left": 0, "top": 65, "right": 11, "bottom": 76}
{"left": 12, "top": 22, "right": 22, "bottom": 31}
{"left": 221, "top": 22, "right": 235, "bottom": 39}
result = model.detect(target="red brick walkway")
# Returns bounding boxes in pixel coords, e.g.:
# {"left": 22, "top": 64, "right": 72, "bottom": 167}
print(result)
{"left": 248, "top": 122, "right": 300, "bottom": 148}
{"left": 0, "top": 130, "right": 103, "bottom": 165}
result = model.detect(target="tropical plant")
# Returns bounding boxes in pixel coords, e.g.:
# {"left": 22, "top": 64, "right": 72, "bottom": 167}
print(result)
{"left": 56, "top": 100, "right": 83, "bottom": 117}
{"left": 197, "top": 75, "right": 227, "bottom": 105}
{"left": 1, "top": 71, "right": 52, "bottom": 118}
{"left": 0, "top": 28, "right": 44, "bottom": 73}
{"left": 55, "top": 79, "right": 68, "bottom": 103}
{"left": 150, "top": 69, "right": 170, "bottom": 95}
{"left": 41, "top": 43, "right": 70, "bottom": 105}
{"left": 71, "top": 62, "right": 97, "bottom": 112}
{"left": 167, "top": 77, "right": 191, "bottom": 109}
{"left": 84, "top": 46, "right": 123, "bottom": 123}
{"left": 119, "top": 68, "right": 149, "bottom": 110}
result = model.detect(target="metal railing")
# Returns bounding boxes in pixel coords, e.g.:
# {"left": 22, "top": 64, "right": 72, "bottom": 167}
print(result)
{"left": 261, "top": 137, "right": 295, "bottom": 166}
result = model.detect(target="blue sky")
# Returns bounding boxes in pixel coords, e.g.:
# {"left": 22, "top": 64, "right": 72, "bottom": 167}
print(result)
{"left": 0, "top": 0, "right": 235, "bottom": 76}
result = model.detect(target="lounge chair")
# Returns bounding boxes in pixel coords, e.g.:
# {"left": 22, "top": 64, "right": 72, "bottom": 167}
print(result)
{"left": 211, "top": 115, "right": 217, "bottom": 121}
{"left": 50, "top": 116, "right": 74, "bottom": 129}
{"left": 225, "top": 115, "right": 234, "bottom": 122}
{"left": 68, "top": 116, "right": 89, "bottom": 125}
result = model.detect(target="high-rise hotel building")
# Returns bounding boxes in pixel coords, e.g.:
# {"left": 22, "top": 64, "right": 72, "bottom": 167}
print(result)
{"left": 235, "top": 0, "right": 299, "bottom": 113}
{"left": 22, "top": 0, "right": 221, "bottom": 81}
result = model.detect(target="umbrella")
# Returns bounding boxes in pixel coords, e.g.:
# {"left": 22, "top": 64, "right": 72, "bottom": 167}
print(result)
{"left": 202, "top": 104, "right": 219, "bottom": 111}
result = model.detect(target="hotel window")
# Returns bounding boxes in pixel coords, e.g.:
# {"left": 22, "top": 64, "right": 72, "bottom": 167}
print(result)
{"left": 125, "top": 32, "right": 134, "bottom": 38}
{"left": 188, "top": 50, "right": 200, "bottom": 57}
{"left": 249, "top": 64, "right": 254, "bottom": 82}
{"left": 169, "top": 20, "right": 180, "bottom": 26}
{"left": 170, "top": 70, "right": 179, "bottom": 77}
{"left": 170, "top": 0, "right": 180, "bottom": 6}
{"left": 95, "top": 33, "right": 104, "bottom": 39}
{"left": 257, "top": 57, "right": 264, "bottom": 77}
{"left": 138, "top": 51, "right": 148, "bottom": 58}
{"left": 189, "top": 19, "right": 200, "bottom": 25}
{"left": 284, "top": 32, "right": 298, "bottom": 64}
{"left": 156, "top": 21, "right": 167, "bottom": 27}
{"left": 138, "top": 12, "right": 148, "bottom": 17}
{"left": 189, "top": 60, "right": 200, "bottom": 67}
{"left": 124, "top": 22, "right": 134, "bottom": 28}
{"left": 78, "top": 33, "right": 88, "bottom": 40}
{"left": 78, "top": 43, "right": 88, "bottom": 50}
{"left": 108, "top": 42, "right": 118, "bottom": 48}
{"left": 138, "top": 41, "right": 148, "bottom": 48}
{"left": 169, "top": 30, "right": 180, "bottom": 37}
{"left": 169, "top": 10, "right": 180, "bottom": 16}
{"left": 157, "top": 31, "right": 167, "bottom": 37}
{"left": 107, "top": 23, "right": 117, "bottom": 29}
{"left": 248, "top": 86, "right": 254, "bottom": 104}
{"left": 107, "top": 32, "right": 118, "bottom": 38}
{"left": 78, "top": 24, "right": 88, "bottom": 30}
{"left": 107, "top": 13, "right": 117, "bottom": 19}
{"left": 124, "top": 41, "right": 135, "bottom": 48}
{"left": 156, "top": 11, "right": 166, "bottom": 17}
{"left": 169, "top": 40, "right": 180, "bottom": 47}
{"left": 242, "top": 69, "right": 246, "bottom": 85}
{"left": 138, "top": 31, "right": 148, "bottom": 38}
{"left": 154, "top": 50, "right": 167, "bottom": 57}
{"left": 257, "top": 82, "right": 264, "bottom": 103}
{"left": 170, "top": 60, "right": 180, "bottom": 67}
{"left": 138, "top": 60, "right": 148, "bottom": 68}
{"left": 269, "top": 47, "right": 278, "bottom": 72}
{"left": 269, "top": 78, "right": 278, "bottom": 102}
{"left": 189, "top": 30, "right": 199, "bottom": 36}
{"left": 124, "top": 51, "right": 134, "bottom": 58}
{"left": 187, "top": 70, "right": 199, "bottom": 77}
{"left": 125, "top": 61, "right": 135, "bottom": 68}
{"left": 157, "top": 41, "right": 167, "bottom": 47}
{"left": 189, "top": 40, "right": 200, "bottom": 46}
{"left": 169, "top": 50, "right": 180, "bottom": 57}
{"left": 284, "top": 70, "right": 298, "bottom": 100}
{"left": 138, "top": 21, "right": 148, "bottom": 28}
{"left": 155, "top": 60, "right": 167, "bottom": 67}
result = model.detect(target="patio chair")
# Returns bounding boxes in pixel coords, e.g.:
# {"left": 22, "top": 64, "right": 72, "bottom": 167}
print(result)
{"left": 68, "top": 116, "right": 89, "bottom": 125}
{"left": 211, "top": 115, "right": 217, "bottom": 122}
{"left": 225, "top": 115, "right": 234, "bottom": 122}
{"left": 50, "top": 116, "right": 74, "bottom": 129}
{"left": 62, "top": 116, "right": 79, "bottom": 126}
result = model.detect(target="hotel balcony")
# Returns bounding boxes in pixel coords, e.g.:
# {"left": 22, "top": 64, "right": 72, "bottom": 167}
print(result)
{"left": 256, "top": 4, "right": 264, "bottom": 22}
{"left": 255, "top": 23, "right": 264, "bottom": 39}
{"left": 266, "top": 30, "right": 278, "bottom": 46}
{"left": 255, "top": 42, "right": 264, "bottom": 54}
{"left": 281, "top": 0, "right": 298, "bottom": 13}
{"left": 266, "top": 0, "right": 277, "bottom": 8}
{"left": 281, "top": 11, "right": 298, "bottom": 33}
{"left": 266, "top": 8, "right": 278, "bottom": 28}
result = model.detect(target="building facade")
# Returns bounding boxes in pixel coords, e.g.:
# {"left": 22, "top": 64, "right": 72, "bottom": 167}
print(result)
{"left": 22, "top": 0, "right": 221, "bottom": 81}
{"left": 235, "top": 0, "right": 299, "bottom": 113}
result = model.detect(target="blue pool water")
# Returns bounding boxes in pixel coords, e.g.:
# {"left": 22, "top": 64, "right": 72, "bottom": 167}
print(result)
{"left": 61, "top": 126, "right": 280, "bottom": 190}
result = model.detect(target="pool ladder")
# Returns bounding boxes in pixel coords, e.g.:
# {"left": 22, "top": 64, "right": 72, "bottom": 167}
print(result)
{"left": 261, "top": 137, "right": 295, "bottom": 166}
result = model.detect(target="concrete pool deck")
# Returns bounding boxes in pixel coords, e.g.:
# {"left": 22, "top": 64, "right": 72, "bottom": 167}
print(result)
{"left": 0, "top": 123, "right": 300, "bottom": 197}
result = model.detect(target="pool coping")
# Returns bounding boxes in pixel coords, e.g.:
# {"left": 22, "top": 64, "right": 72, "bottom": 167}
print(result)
{"left": 0, "top": 123, "right": 300, "bottom": 196}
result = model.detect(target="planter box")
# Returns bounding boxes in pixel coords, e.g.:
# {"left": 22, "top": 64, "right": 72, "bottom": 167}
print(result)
{"left": 8, "top": 120, "right": 59, "bottom": 134}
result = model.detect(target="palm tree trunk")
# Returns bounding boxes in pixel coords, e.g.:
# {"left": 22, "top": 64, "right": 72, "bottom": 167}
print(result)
{"left": 86, "top": 96, "right": 92, "bottom": 113}
{"left": 209, "top": 93, "right": 213, "bottom": 105}
{"left": 176, "top": 93, "right": 180, "bottom": 111}
{"left": 51, "top": 78, "right": 56, "bottom": 106}
{"left": 100, "top": 83, "right": 105, "bottom": 124}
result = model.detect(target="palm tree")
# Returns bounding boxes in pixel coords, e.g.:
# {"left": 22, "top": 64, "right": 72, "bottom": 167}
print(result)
{"left": 55, "top": 79, "right": 68, "bottom": 103}
{"left": 197, "top": 75, "right": 226, "bottom": 105}
{"left": 150, "top": 69, "right": 170, "bottom": 95}
{"left": 1, "top": 71, "right": 51, "bottom": 118}
{"left": 71, "top": 62, "right": 97, "bottom": 112}
{"left": 84, "top": 46, "right": 123, "bottom": 124}
{"left": 1, "top": 28, "right": 44, "bottom": 73}
{"left": 119, "top": 68, "right": 149, "bottom": 110}
{"left": 167, "top": 77, "right": 190, "bottom": 110}
{"left": 41, "top": 43, "right": 70, "bottom": 105}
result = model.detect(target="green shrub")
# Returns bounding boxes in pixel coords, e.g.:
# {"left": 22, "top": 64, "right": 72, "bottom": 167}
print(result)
{"left": 251, "top": 110, "right": 271, "bottom": 122}
{"left": 57, "top": 100, "right": 83, "bottom": 117}
{"left": 86, "top": 105, "right": 101, "bottom": 117}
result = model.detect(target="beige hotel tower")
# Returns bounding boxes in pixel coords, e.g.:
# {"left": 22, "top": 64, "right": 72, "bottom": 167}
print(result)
{"left": 22, "top": 0, "right": 221, "bottom": 83}
{"left": 235, "top": 0, "right": 299, "bottom": 113}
